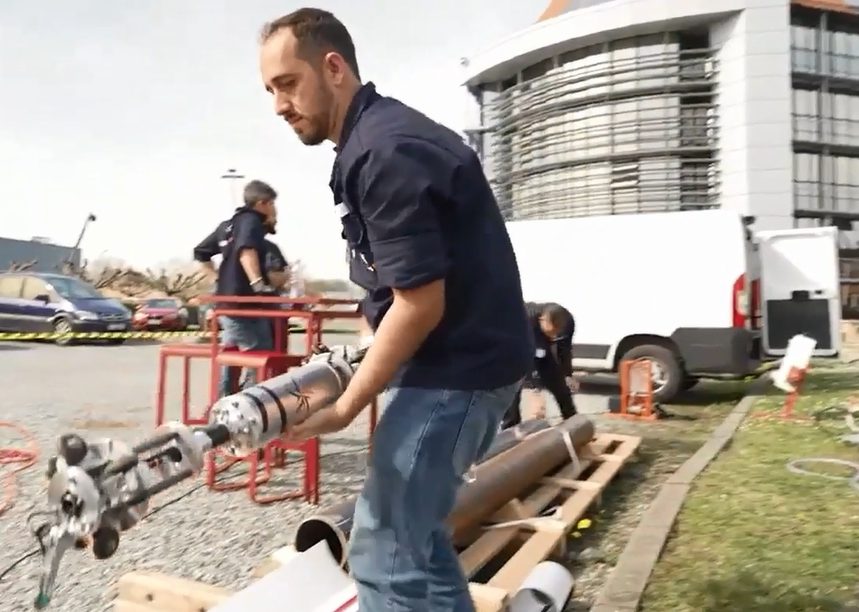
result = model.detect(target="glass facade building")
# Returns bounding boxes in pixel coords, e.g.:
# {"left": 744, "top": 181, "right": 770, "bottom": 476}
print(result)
{"left": 471, "top": 32, "right": 720, "bottom": 221}
{"left": 791, "top": 3, "right": 859, "bottom": 316}
{"left": 466, "top": 0, "right": 859, "bottom": 317}
{"left": 791, "top": 6, "right": 859, "bottom": 220}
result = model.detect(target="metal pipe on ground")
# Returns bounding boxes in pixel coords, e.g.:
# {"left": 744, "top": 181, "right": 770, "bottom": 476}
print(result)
{"left": 292, "top": 419, "right": 551, "bottom": 565}
{"left": 294, "top": 415, "right": 594, "bottom": 565}
{"left": 479, "top": 419, "right": 551, "bottom": 463}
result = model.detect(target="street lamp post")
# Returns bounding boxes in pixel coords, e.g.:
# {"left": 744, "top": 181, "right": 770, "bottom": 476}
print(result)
{"left": 67, "top": 213, "right": 96, "bottom": 272}
{"left": 220, "top": 168, "right": 245, "bottom": 206}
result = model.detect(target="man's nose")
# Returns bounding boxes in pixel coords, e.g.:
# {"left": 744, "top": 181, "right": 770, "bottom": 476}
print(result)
{"left": 274, "top": 93, "right": 293, "bottom": 116}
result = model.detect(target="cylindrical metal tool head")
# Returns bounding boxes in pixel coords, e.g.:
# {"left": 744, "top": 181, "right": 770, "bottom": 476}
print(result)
{"left": 209, "top": 357, "right": 353, "bottom": 454}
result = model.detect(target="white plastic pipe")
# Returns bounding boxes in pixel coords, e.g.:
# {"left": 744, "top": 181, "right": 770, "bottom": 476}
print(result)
{"left": 771, "top": 333, "right": 817, "bottom": 392}
{"left": 508, "top": 561, "right": 575, "bottom": 612}
{"left": 211, "top": 541, "right": 358, "bottom": 612}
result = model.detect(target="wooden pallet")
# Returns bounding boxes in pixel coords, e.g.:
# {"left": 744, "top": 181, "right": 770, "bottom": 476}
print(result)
{"left": 113, "top": 432, "right": 640, "bottom": 612}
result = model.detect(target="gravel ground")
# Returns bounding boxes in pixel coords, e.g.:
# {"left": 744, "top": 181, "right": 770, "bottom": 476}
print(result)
{"left": 0, "top": 337, "right": 372, "bottom": 612}
{"left": 0, "top": 340, "right": 750, "bottom": 612}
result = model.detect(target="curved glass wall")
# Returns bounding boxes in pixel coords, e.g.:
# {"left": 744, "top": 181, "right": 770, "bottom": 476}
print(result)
{"left": 472, "top": 32, "right": 720, "bottom": 221}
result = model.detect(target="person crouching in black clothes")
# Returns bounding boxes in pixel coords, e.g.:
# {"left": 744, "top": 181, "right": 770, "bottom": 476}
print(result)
{"left": 502, "top": 302, "right": 577, "bottom": 429}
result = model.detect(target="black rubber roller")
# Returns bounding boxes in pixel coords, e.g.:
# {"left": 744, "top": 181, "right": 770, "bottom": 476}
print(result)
{"left": 92, "top": 526, "right": 120, "bottom": 560}
{"left": 58, "top": 434, "right": 88, "bottom": 466}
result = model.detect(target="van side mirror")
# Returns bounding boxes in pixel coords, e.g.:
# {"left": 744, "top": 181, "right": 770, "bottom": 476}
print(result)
{"left": 34, "top": 293, "right": 50, "bottom": 304}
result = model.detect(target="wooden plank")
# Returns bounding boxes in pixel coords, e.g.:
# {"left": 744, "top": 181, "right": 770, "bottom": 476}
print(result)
{"left": 461, "top": 433, "right": 637, "bottom": 580}
{"left": 458, "top": 436, "right": 614, "bottom": 577}
{"left": 114, "top": 602, "right": 159, "bottom": 612}
{"left": 468, "top": 583, "right": 508, "bottom": 612}
{"left": 116, "top": 572, "right": 230, "bottom": 611}
{"left": 487, "top": 529, "right": 565, "bottom": 593}
{"left": 460, "top": 464, "right": 591, "bottom": 576}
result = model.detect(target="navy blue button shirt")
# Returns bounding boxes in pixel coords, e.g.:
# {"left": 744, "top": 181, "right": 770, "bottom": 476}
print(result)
{"left": 193, "top": 218, "right": 287, "bottom": 275}
{"left": 330, "top": 83, "right": 533, "bottom": 390}
{"left": 209, "top": 207, "right": 269, "bottom": 309}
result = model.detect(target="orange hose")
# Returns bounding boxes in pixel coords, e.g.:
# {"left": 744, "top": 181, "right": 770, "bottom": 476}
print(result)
{"left": 0, "top": 422, "right": 39, "bottom": 517}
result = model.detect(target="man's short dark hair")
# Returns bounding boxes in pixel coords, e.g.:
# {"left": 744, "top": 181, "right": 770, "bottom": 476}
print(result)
{"left": 259, "top": 8, "right": 361, "bottom": 80}
{"left": 244, "top": 180, "right": 277, "bottom": 207}
{"left": 542, "top": 303, "right": 574, "bottom": 334}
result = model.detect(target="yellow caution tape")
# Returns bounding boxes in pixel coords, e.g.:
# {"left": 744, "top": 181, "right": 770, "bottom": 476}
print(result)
{"left": 0, "top": 330, "right": 212, "bottom": 341}
{"left": 0, "top": 327, "right": 356, "bottom": 341}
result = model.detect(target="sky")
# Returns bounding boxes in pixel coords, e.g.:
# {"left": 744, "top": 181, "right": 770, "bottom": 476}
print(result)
{"left": 0, "top": 0, "right": 542, "bottom": 279}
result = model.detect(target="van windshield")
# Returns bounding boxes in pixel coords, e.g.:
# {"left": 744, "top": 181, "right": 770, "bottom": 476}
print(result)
{"left": 48, "top": 277, "right": 102, "bottom": 300}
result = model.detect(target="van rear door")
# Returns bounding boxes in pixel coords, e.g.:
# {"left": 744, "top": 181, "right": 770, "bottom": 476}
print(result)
{"left": 757, "top": 226, "right": 841, "bottom": 357}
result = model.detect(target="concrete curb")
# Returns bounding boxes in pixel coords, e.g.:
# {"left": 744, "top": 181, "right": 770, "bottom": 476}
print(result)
{"left": 589, "top": 376, "right": 772, "bottom": 612}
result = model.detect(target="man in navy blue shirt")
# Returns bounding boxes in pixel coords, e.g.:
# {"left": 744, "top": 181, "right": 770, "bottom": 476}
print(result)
{"left": 193, "top": 180, "right": 280, "bottom": 394}
{"left": 259, "top": 9, "right": 533, "bottom": 611}
{"left": 501, "top": 302, "right": 578, "bottom": 429}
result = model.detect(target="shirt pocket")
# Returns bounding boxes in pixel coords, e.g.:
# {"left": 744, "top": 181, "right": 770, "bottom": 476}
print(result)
{"left": 334, "top": 197, "right": 378, "bottom": 291}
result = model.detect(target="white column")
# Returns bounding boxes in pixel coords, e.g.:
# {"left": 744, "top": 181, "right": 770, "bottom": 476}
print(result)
{"left": 712, "top": 0, "right": 794, "bottom": 230}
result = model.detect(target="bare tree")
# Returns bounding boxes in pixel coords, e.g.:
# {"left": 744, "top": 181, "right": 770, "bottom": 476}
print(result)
{"left": 6, "top": 259, "right": 38, "bottom": 272}
{"left": 145, "top": 267, "right": 208, "bottom": 299}
{"left": 68, "top": 258, "right": 132, "bottom": 289}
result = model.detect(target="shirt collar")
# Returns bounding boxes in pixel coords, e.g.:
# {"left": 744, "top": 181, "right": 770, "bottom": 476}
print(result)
{"left": 333, "top": 82, "right": 380, "bottom": 154}
{"left": 233, "top": 206, "right": 267, "bottom": 223}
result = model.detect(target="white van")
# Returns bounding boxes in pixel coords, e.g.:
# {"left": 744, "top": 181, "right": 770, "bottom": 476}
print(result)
{"left": 506, "top": 209, "right": 841, "bottom": 402}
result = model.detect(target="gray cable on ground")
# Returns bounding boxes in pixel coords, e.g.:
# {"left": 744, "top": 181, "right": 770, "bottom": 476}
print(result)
{"left": 785, "top": 404, "right": 859, "bottom": 491}
{"left": 786, "top": 458, "right": 859, "bottom": 492}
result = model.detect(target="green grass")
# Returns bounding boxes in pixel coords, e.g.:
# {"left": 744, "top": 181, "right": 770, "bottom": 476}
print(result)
{"left": 640, "top": 368, "right": 859, "bottom": 612}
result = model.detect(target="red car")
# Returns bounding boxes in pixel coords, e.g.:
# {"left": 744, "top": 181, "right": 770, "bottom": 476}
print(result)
{"left": 132, "top": 298, "right": 188, "bottom": 331}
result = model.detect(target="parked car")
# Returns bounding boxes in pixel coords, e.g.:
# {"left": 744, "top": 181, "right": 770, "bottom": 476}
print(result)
{"left": 0, "top": 272, "right": 132, "bottom": 345}
{"left": 132, "top": 297, "right": 188, "bottom": 331}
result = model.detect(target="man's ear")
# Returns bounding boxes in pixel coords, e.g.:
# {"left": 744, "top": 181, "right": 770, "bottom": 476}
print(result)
{"left": 323, "top": 52, "right": 347, "bottom": 84}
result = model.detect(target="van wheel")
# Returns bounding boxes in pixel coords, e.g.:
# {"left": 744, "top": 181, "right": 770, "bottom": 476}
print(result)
{"left": 53, "top": 318, "right": 75, "bottom": 346}
{"left": 620, "top": 344, "right": 683, "bottom": 403}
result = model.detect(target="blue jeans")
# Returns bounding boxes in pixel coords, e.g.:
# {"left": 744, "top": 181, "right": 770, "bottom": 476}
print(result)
{"left": 349, "top": 382, "right": 519, "bottom": 611}
{"left": 217, "top": 315, "right": 273, "bottom": 396}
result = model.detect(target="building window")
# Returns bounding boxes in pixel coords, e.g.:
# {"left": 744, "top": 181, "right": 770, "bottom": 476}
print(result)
{"left": 793, "top": 152, "right": 859, "bottom": 215}
{"left": 792, "top": 88, "right": 819, "bottom": 141}
{"left": 791, "top": 24, "right": 817, "bottom": 73}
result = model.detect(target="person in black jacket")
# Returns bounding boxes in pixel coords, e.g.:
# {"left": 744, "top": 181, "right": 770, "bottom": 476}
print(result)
{"left": 501, "top": 301, "right": 577, "bottom": 429}
{"left": 194, "top": 204, "right": 290, "bottom": 292}
{"left": 192, "top": 180, "right": 283, "bottom": 396}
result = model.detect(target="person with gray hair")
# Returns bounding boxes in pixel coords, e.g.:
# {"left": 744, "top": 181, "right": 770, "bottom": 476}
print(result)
{"left": 193, "top": 179, "right": 280, "bottom": 395}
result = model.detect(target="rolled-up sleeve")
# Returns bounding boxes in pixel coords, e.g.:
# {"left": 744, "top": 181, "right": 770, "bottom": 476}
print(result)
{"left": 357, "top": 140, "right": 452, "bottom": 290}
{"left": 193, "top": 227, "right": 220, "bottom": 262}
{"left": 233, "top": 214, "right": 264, "bottom": 252}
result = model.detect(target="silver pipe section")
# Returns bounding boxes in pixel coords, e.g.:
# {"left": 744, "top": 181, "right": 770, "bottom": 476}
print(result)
{"left": 209, "top": 349, "right": 355, "bottom": 455}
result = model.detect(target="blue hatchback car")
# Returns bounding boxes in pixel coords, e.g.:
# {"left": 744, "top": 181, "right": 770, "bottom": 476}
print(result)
{"left": 0, "top": 272, "right": 132, "bottom": 345}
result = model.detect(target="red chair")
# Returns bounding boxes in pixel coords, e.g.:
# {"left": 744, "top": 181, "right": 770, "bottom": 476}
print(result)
{"left": 205, "top": 352, "right": 320, "bottom": 505}
{"left": 248, "top": 438, "right": 320, "bottom": 505}
{"left": 154, "top": 343, "right": 214, "bottom": 427}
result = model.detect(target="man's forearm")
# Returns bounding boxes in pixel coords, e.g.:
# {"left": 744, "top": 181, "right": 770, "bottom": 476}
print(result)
{"left": 238, "top": 249, "right": 263, "bottom": 283}
{"left": 340, "top": 281, "right": 444, "bottom": 411}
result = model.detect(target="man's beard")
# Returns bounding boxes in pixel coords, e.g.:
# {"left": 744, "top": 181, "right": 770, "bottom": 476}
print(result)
{"left": 295, "top": 87, "right": 333, "bottom": 146}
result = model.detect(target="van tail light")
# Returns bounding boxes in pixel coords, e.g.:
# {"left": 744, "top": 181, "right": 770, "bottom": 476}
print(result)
{"left": 733, "top": 274, "right": 762, "bottom": 330}
{"left": 750, "top": 278, "right": 761, "bottom": 329}
{"left": 733, "top": 274, "right": 748, "bottom": 328}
